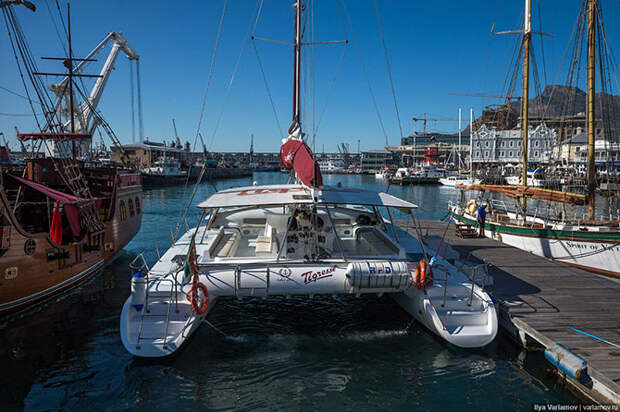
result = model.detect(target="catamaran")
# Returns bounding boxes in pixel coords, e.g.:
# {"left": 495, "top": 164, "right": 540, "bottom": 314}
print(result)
{"left": 120, "top": 1, "right": 497, "bottom": 357}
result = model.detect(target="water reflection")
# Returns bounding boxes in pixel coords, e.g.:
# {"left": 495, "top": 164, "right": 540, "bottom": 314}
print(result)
{"left": 0, "top": 173, "right": 577, "bottom": 410}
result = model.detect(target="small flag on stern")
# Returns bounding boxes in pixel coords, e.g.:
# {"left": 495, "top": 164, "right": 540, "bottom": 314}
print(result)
{"left": 183, "top": 234, "right": 198, "bottom": 285}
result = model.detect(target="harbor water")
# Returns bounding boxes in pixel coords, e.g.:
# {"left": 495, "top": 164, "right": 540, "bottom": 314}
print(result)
{"left": 0, "top": 173, "right": 578, "bottom": 410}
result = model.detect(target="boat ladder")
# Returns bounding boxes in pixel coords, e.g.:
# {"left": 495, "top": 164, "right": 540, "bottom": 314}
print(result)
{"left": 130, "top": 254, "right": 182, "bottom": 351}
{"left": 135, "top": 277, "right": 181, "bottom": 351}
{"left": 234, "top": 265, "right": 271, "bottom": 298}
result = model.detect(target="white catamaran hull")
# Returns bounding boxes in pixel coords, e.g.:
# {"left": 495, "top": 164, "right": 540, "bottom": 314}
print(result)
{"left": 121, "top": 220, "right": 498, "bottom": 357}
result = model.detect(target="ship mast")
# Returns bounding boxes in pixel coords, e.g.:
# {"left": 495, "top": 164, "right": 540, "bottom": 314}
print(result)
{"left": 290, "top": 0, "right": 303, "bottom": 137}
{"left": 520, "top": 0, "right": 532, "bottom": 212}
{"left": 586, "top": 0, "right": 596, "bottom": 220}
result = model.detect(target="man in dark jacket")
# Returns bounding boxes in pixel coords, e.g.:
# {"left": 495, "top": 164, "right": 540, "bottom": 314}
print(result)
{"left": 477, "top": 203, "right": 487, "bottom": 237}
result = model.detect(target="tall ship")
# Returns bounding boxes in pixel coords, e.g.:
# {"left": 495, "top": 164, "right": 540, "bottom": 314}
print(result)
{"left": 0, "top": 3, "right": 143, "bottom": 314}
{"left": 450, "top": 0, "right": 620, "bottom": 276}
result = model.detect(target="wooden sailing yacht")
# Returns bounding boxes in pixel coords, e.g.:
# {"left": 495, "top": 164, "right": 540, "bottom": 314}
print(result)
{"left": 0, "top": 3, "right": 143, "bottom": 315}
{"left": 451, "top": 0, "right": 620, "bottom": 277}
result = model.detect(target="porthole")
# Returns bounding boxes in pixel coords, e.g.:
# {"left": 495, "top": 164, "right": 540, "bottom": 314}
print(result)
{"left": 24, "top": 239, "right": 36, "bottom": 255}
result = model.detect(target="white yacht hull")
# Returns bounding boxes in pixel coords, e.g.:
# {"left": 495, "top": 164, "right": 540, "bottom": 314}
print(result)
{"left": 451, "top": 207, "right": 620, "bottom": 277}
{"left": 439, "top": 177, "right": 481, "bottom": 187}
{"left": 120, "top": 230, "right": 498, "bottom": 357}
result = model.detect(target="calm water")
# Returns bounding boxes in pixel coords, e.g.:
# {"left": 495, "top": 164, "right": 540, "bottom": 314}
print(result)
{"left": 0, "top": 173, "right": 578, "bottom": 411}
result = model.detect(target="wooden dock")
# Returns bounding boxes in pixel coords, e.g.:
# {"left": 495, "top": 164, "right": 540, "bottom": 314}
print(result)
{"left": 397, "top": 219, "right": 620, "bottom": 404}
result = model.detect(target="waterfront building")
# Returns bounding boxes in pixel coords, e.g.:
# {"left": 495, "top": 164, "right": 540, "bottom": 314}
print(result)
{"left": 388, "top": 132, "right": 469, "bottom": 166}
{"left": 553, "top": 132, "right": 620, "bottom": 165}
{"left": 471, "top": 124, "right": 556, "bottom": 165}
{"left": 360, "top": 150, "right": 395, "bottom": 172}
{"left": 111, "top": 140, "right": 192, "bottom": 168}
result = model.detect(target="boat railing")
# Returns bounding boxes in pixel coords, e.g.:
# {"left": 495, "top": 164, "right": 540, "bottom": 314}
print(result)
{"left": 488, "top": 199, "right": 509, "bottom": 215}
{"left": 130, "top": 252, "right": 184, "bottom": 350}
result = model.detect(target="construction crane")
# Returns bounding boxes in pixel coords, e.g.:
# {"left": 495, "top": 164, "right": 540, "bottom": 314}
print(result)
{"left": 411, "top": 114, "right": 459, "bottom": 134}
{"left": 50, "top": 32, "right": 139, "bottom": 136}
{"left": 172, "top": 118, "right": 181, "bottom": 148}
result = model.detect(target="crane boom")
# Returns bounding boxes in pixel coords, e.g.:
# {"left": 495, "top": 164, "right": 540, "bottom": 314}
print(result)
{"left": 50, "top": 32, "right": 139, "bottom": 135}
{"left": 411, "top": 113, "right": 459, "bottom": 134}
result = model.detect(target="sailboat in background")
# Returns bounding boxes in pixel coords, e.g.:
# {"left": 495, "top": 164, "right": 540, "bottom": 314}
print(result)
{"left": 450, "top": 0, "right": 620, "bottom": 277}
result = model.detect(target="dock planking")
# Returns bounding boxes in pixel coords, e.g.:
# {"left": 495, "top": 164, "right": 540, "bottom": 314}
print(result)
{"left": 396, "top": 219, "right": 620, "bottom": 403}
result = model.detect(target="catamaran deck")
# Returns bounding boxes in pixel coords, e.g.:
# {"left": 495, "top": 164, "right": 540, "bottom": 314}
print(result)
{"left": 396, "top": 219, "right": 620, "bottom": 404}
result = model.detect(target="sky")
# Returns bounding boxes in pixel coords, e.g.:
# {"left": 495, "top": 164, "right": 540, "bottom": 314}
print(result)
{"left": 1, "top": 0, "right": 620, "bottom": 153}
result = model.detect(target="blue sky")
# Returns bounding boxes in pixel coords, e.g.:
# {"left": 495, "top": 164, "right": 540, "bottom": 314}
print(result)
{"left": 1, "top": 0, "right": 619, "bottom": 153}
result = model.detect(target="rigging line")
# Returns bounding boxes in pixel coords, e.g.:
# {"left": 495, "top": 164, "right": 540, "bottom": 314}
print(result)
{"left": 192, "top": 0, "right": 228, "bottom": 153}
{"left": 540, "top": 6, "right": 581, "bottom": 120}
{"left": 252, "top": 40, "right": 284, "bottom": 139}
{"left": 337, "top": 0, "right": 389, "bottom": 145}
{"left": 54, "top": 0, "right": 68, "bottom": 41}
{"left": 536, "top": 0, "right": 547, "bottom": 88}
{"left": 44, "top": 0, "right": 67, "bottom": 55}
{"left": 176, "top": 0, "right": 258, "bottom": 241}
{"left": 311, "top": 0, "right": 315, "bottom": 151}
{"left": 177, "top": 0, "right": 262, "bottom": 240}
{"left": 10, "top": 7, "right": 58, "bottom": 129}
{"left": 373, "top": 0, "right": 403, "bottom": 140}
{"left": 313, "top": 43, "right": 347, "bottom": 140}
{"left": 0, "top": 85, "right": 42, "bottom": 104}
{"left": 0, "top": 112, "right": 44, "bottom": 116}
{"left": 207, "top": 0, "right": 258, "bottom": 151}
{"left": 2, "top": 9, "right": 44, "bottom": 131}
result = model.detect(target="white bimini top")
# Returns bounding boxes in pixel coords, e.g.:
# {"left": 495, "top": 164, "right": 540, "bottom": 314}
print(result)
{"left": 197, "top": 184, "right": 417, "bottom": 209}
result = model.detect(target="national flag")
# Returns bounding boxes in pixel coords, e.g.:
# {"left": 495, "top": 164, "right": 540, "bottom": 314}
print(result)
{"left": 50, "top": 200, "right": 62, "bottom": 245}
{"left": 183, "top": 234, "right": 198, "bottom": 285}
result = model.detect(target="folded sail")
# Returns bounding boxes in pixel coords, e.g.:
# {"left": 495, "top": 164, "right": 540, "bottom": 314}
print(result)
{"left": 456, "top": 184, "right": 586, "bottom": 206}
{"left": 280, "top": 140, "right": 323, "bottom": 187}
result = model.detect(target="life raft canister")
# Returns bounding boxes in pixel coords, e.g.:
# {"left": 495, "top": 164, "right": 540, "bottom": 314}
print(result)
{"left": 415, "top": 260, "right": 433, "bottom": 289}
{"left": 187, "top": 282, "right": 210, "bottom": 314}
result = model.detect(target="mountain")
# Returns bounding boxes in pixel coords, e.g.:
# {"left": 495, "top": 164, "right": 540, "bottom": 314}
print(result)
{"left": 469, "top": 85, "right": 620, "bottom": 138}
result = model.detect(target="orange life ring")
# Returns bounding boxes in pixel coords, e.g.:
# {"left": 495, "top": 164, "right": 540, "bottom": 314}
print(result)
{"left": 188, "top": 282, "right": 210, "bottom": 314}
{"left": 415, "top": 260, "right": 433, "bottom": 289}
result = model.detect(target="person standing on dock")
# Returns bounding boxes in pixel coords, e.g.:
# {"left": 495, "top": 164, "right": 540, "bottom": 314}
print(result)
{"left": 477, "top": 203, "right": 487, "bottom": 237}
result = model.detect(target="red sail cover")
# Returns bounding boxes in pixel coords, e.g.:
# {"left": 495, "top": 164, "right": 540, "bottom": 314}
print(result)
{"left": 50, "top": 200, "right": 62, "bottom": 244}
{"left": 280, "top": 140, "right": 323, "bottom": 187}
{"left": 8, "top": 174, "right": 82, "bottom": 237}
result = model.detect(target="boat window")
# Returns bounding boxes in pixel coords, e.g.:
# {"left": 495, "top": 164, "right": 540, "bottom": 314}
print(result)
{"left": 128, "top": 198, "right": 135, "bottom": 217}
{"left": 135, "top": 197, "right": 141, "bottom": 214}
{"left": 120, "top": 200, "right": 127, "bottom": 221}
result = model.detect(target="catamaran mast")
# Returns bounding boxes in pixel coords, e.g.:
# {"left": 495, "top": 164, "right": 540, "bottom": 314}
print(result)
{"left": 586, "top": 0, "right": 596, "bottom": 220}
{"left": 291, "top": 0, "right": 303, "bottom": 136}
{"left": 520, "top": 0, "right": 532, "bottom": 212}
